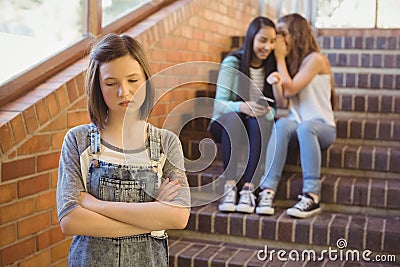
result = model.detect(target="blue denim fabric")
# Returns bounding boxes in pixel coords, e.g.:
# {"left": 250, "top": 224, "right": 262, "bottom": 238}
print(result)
{"left": 210, "top": 112, "right": 273, "bottom": 184}
{"left": 260, "top": 118, "right": 336, "bottom": 195}
{"left": 68, "top": 125, "right": 168, "bottom": 267}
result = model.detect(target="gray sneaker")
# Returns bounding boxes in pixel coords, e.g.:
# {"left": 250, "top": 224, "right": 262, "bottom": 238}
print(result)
{"left": 236, "top": 189, "right": 256, "bottom": 213}
{"left": 218, "top": 184, "right": 237, "bottom": 212}
{"left": 256, "top": 190, "right": 275, "bottom": 215}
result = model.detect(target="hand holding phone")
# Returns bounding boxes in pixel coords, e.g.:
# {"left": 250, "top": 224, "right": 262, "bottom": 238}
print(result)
{"left": 256, "top": 96, "right": 275, "bottom": 107}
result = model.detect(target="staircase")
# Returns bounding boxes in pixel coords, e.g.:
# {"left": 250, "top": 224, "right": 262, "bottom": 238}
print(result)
{"left": 168, "top": 35, "right": 400, "bottom": 266}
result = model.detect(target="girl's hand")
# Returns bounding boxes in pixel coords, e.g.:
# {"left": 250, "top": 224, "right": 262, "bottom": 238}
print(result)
{"left": 240, "top": 101, "right": 271, "bottom": 117}
{"left": 267, "top": 72, "right": 282, "bottom": 85}
{"left": 156, "top": 178, "right": 180, "bottom": 203}
{"left": 79, "top": 192, "right": 101, "bottom": 212}
{"left": 274, "top": 35, "right": 288, "bottom": 60}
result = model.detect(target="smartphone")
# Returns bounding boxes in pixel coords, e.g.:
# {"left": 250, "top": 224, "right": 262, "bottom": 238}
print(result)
{"left": 256, "top": 96, "right": 275, "bottom": 106}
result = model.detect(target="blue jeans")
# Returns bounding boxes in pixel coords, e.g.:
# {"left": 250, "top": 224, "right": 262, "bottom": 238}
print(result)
{"left": 210, "top": 112, "right": 273, "bottom": 185}
{"left": 260, "top": 118, "right": 336, "bottom": 195}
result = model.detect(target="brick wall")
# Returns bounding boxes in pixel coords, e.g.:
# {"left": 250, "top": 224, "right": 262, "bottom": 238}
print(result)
{"left": 0, "top": 0, "right": 258, "bottom": 266}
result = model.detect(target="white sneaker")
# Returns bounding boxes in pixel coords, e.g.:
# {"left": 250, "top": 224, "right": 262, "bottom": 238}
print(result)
{"left": 236, "top": 189, "right": 256, "bottom": 213}
{"left": 218, "top": 184, "right": 237, "bottom": 212}
{"left": 256, "top": 190, "right": 275, "bottom": 215}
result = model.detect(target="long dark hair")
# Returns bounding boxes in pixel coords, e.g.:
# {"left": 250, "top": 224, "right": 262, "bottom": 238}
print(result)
{"left": 230, "top": 16, "right": 277, "bottom": 106}
{"left": 85, "top": 33, "right": 155, "bottom": 129}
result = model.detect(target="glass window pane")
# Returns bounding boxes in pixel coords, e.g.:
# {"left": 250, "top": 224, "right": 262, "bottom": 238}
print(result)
{"left": 102, "top": 0, "right": 152, "bottom": 26}
{"left": 377, "top": 0, "right": 400, "bottom": 28}
{"left": 0, "top": 0, "right": 85, "bottom": 86}
{"left": 315, "top": 0, "right": 376, "bottom": 28}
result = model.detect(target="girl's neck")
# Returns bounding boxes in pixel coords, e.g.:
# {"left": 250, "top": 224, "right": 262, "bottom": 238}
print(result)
{"left": 101, "top": 112, "right": 147, "bottom": 149}
{"left": 250, "top": 58, "right": 263, "bottom": 68}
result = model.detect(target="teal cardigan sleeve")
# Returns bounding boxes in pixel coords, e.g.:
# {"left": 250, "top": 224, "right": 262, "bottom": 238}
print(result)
{"left": 211, "top": 56, "right": 243, "bottom": 122}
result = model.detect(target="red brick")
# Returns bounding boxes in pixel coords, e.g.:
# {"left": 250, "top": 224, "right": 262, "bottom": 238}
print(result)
{"left": 187, "top": 39, "right": 199, "bottom": 52}
{"left": 0, "top": 123, "right": 14, "bottom": 153}
{"left": 19, "top": 250, "right": 51, "bottom": 267}
{"left": 151, "top": 48, "right": 167, "bottom": 61}
{"left": 0, "top": 182, "right": 17, "bottom": 204}
{"left": 37, "top": 190, "right": 57, "bottom": 211}
{"left": 75, "top": 72, "right": 86, "bottom": 95}
{"left": 69, "top": 97, "right": 87, "bottom": 110}
{"left": 0, "top": 198, "right": 35, "bottom": 224}
{"left": 51, "top": 239, "right": 71, "bottom": 262}
{"left": 43, "top": 112, "right": 67, "bottom": 131}
{"left": 2, "top": 157, "right": 36, "bottom": 181}
{"left": 277, "top": 214, "right": 295, "bottom": 243}
{"left": 167, "top": 50, "right": 181, "bottom": 63}
{"left": 23, "top": 106, "right": 39, "bottom": 134}
{"left": 18, "top": 212, "right": 50, "bottom": 238}
{"left": 0, "top": 223, "right": 16, "bottom": 247}
{"left": 37, "top": 151, "right": 60, "bottom": 172}
{"left": 37, "top": 227, "right": 65, "bottom": 250}
{"left": 193, "top": 28, "right": 205, "bottom": 40}
{"left": 50, "top": 170, "right": 58, "bottom": 188}
{"left": 18, "top": 174, "right": 50, "bottom": 198}
{"left": 147, "top": 116, "right": 161, "bottom": 128}
{"left": 11, "top": 117, "right": 28, "bottom": 143}
{"left": 52, "top": 258, "right": 69, "bottom": 267}
{"left": 149, "top": 103, "right": 167, "bottom": 116}
{"left": 8, "top": 150, "right": 17, "bottom": 159}
{"left": 50, "top": 207, "right": 59, "bottom": 225}
{"left": 51, "top": 131, "right": 67, "bottom": 150}
{"left": 229, "top": 212, "right": 245, "bottom": 236}
{"left": 173, "top": 37, "right": 189, "bottom": 51}
{"left": 35, "top": 99, "right": 50, "bottom": 125}
{"left": 150, "top": 62, "right": 161, "bottom": 73}
{"left": 46, "top": 93, "right": 60, "bottom": 118}
{"left": 17, "top": 134, "right": 50, "bottom": 155}
{"left": 67, "top": 110, "right": 90, "bottom": 128}
{"left": 66, "top": 78, "right": 79, "bottom": 103}
{"left": 55, "top": 85, "right": 70, "bottom": 110}
{"left": 1, "top": 237, "right": 36, "bottom": 266}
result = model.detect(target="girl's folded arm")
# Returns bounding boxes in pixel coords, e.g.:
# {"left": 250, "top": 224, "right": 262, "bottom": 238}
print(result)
{"left": 59, "top": 205, "right": 152, "bottom": 237}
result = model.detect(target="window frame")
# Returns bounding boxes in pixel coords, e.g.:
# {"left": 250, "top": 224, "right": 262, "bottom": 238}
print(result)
{"left": 0, "top": 0, "right": 175, "bottom": 107}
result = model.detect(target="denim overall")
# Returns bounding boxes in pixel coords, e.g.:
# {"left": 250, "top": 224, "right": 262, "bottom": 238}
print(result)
{"left": 68, "top": 124, "right": 168, "bottom": 267}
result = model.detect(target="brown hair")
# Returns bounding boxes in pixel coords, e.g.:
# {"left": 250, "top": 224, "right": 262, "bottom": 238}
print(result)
{"left": 85, "top": 33, "right": 155, "bottom": 129}
{"left": 278, "top": 13, "right": 336, "bottom": 110}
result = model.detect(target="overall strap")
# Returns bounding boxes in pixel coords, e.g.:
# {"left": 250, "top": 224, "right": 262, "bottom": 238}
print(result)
{"left": 89, "top": 123, "right": 101, "bottom": 168}
{"left": 148, "top": 124, "right": 162, "bottom": 162}
{"left": 148, "top": 124, "right": 167, "bottom": 186}
{"left": 89, "top": 123, "right": 101, "bottom": 155}
{"left": 148, "top": 123, "right": 167, "bottom": 238}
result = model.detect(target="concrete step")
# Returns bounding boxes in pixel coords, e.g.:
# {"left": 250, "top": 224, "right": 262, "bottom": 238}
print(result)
{"left": 181, "top": 203, "right": 400, "bottom": 254}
